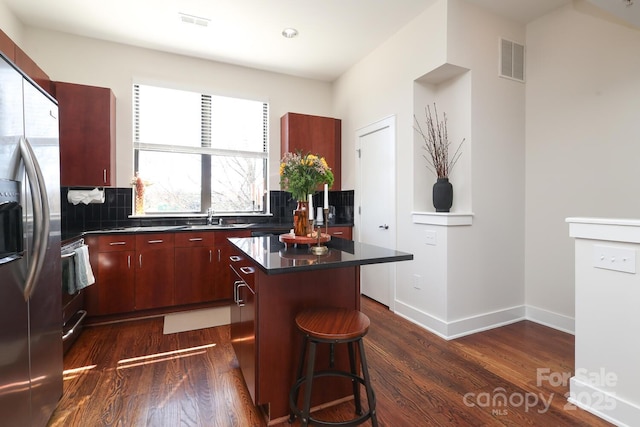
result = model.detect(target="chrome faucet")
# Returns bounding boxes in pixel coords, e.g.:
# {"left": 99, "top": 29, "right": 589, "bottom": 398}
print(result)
{"left": 206, "top": 207, "right": 214, "bottom": 225}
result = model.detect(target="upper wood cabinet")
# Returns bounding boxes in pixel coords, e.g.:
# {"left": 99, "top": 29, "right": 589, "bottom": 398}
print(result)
{"left": 0, "top": 29, "right": 15, "bottom": 62}
{"left": 280, "top": 112, "right": 341, "bottom": 190}
{"left": 15, "top": 46, "right": 52, "bottom": 95}
{"left": 55, "top": 81, "right": 116, "bottom": 187}
{"left": 1, "top": 29, "right": 53, "bottom": 96}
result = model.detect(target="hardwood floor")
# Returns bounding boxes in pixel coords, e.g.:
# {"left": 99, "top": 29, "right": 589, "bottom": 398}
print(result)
{"left": 48, "top": 297, "right": 613, "bottom": 426}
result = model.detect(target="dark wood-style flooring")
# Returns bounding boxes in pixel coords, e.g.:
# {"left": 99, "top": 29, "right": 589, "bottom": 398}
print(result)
{"left": 48, "top": 297, "right": 612, "bottom": 426}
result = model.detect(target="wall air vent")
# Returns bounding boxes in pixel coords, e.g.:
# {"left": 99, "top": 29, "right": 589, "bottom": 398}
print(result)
{"left": 179, "top": 12, "right": 210, "bottom": 27}
{"left": 499, "top": 38, "right": 525, "bottom": 82}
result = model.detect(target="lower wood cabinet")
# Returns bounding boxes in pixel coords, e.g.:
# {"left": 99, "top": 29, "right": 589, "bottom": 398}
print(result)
{"left": 135, "top": 233, "right": 175, "bottom": 310}
{"left": 214, "top": 230, "right": 251, "bottom": 301}
{"left": 230, "top": 253, "right": 256, "bottom": 403}
{"left": 327, "top": 226, "right": 352, "bottom": 240}
{"left": 174, "top": 231, "right": 215, "bottom": 305}
{"left": 85, "top": 229, "right": 253, "bottom": 318}
{"left": 85, "top": 234, "right": 135, "bottom": 316}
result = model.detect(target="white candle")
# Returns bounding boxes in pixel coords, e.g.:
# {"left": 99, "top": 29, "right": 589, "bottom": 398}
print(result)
{"left": 308, "top": 194, "right": 314, "bottom": 220}
{"left": 324, "top": 184, "right": 329, "bottom": 208}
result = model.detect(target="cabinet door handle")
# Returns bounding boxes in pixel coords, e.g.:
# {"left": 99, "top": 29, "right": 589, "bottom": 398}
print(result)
{"left": 236, "top": 282, "right": 247, "bottom": 307}
{"left": 109, "top": 241, "right": 126, "bottom": 246}
{"left": 189, "top": 238, "right": 203, "bottom": 242}
{"left": 240, "top": 266, "right": 254, "bottom": 275}
{"left": 218, "top": 249, "right": 221, "bottom": 262}
{"left": 147, "top": 239, "right": 163, "bottom": 244}
{"left": 209, "top": 250, "right": 212, "bottom": 263}
{"left": 233, "top": 280, "right": 238, "bottom": 303}
{"left": 139, "top": 254, "right": 142, "bottom": 268}
{"left": 103, "top": 169, "right": 107, "bottom": 184}
{"left": 332, "top": 231, "right": 343, "bottom": 235}
{"left": 229, "top": 255, "right": 241, "bottom": 262}
{"left": 127, "top": 255, "right": 131, "bottom": 269}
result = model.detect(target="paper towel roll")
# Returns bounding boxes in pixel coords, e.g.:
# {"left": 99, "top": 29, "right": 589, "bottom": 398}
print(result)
{"left": 67, "top": 188, "right": 105, "bottom": 205}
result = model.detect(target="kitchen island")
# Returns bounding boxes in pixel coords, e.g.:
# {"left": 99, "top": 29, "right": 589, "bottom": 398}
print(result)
{"left": 228, "top": 234, "right": 412, "bottom": 424}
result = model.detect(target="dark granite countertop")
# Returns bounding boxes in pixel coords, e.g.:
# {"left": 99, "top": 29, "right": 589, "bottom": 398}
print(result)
{"left": 228, "top": 235, "right": 413, "bottom": 275}
{"left": 62, "top": 222, "right": 353, "bottom": 242}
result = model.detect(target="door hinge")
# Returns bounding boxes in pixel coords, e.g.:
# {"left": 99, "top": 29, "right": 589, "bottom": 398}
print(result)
{"left": 358, "top": 206, "right": 361, "bottom": 215}
{"left": 357, "top": 148, "right": 361, "bottom": 159}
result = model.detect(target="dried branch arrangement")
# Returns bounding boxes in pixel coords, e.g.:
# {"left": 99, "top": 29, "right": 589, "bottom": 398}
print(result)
{"left": 414, "top": 103, "right": 465, "bottom": 179}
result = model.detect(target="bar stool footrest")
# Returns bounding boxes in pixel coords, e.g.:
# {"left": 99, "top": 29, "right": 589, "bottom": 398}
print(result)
{"left": 289, "top": 369, "right": 376, "bottom": 426}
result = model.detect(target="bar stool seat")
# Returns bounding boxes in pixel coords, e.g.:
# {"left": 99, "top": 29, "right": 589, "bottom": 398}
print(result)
{"left": 289, "top": 307, "right": 378, "bottom": 426}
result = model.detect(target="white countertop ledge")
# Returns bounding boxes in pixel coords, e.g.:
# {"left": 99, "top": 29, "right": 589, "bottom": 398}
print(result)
{"left": 412, "top": 212, "right": 474, "bottom": 226}
{"left": 566, "top": 217, "right": 640, "bottom": 243}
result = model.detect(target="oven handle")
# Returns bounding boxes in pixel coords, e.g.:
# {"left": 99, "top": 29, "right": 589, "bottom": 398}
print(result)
{"left": 62, "top": 310, "right": 87, "bottom": 341}
{"left": 19, "top": 137, "right": 50, "bottom": 301}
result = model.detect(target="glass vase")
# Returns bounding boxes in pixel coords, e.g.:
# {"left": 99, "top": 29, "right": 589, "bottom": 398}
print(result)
{"left": 293, "top": 200, "right": 309, "bottom": 236}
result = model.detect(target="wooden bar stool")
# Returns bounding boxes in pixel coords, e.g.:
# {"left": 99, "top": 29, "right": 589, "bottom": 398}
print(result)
{"left": 289, "top": 307, "right": 378, "bottom": 426}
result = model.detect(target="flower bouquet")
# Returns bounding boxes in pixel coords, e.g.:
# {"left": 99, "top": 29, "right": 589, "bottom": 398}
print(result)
{"left": 279, "top": 151, "right": 334, "bottom": 235}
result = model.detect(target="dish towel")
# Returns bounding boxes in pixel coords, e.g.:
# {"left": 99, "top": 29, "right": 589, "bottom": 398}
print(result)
{"left": 73, "top": 245, "right": 95, "bottom": 292}
{"left": 62, "top": 255, "right": 77, "bottom": 295}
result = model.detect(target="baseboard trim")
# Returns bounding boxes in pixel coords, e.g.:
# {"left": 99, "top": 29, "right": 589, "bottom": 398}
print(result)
{"left": 526, "top": 304, "right": 575, "bottom": 335}
{"left": 393, "top": 301, "right": 526, "bottom": 340}
{"left": 570, "top": 376, "right": 639, "bottom": 427}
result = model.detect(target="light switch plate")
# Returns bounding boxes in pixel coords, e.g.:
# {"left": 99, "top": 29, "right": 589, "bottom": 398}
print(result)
{"left": 593, "top": 245, "right": 636, "bottom": 274}
{"left": 425, "top": 230, "right": 436, "bottom": 246}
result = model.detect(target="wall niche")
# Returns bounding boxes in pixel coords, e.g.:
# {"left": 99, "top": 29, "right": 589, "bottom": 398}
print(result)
{"left": 413, "top": 63, "right": 471, "bottom": 214}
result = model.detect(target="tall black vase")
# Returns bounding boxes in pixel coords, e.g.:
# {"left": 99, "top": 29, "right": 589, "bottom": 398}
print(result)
{"left": 433, "top": 177, "right": 453, "bottom": 212}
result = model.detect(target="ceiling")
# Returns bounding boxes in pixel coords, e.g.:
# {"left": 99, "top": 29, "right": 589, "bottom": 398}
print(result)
{"left": 2, "top": 0, "right": 636, "bottom": 82}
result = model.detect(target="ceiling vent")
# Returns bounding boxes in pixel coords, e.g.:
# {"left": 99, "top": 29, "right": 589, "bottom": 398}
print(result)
{"left": 179, "top": 13, "right": 210, "bottom": 27}
{"left": 500, "top": 38, "right": 525, "bottom": 82}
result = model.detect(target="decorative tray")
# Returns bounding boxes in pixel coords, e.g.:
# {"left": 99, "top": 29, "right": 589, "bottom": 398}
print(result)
{"left": 279, "top": 233, "right": 331, "bottom": 246}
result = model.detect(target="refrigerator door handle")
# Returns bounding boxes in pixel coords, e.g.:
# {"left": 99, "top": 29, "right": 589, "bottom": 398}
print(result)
{"left": 19, "top": 136, "right": 50, "bottom": 300}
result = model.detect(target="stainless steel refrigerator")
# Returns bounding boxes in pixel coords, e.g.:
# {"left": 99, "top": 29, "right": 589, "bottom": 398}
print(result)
{"left": 0, "top": 53, "right": 63, "bottom": 426}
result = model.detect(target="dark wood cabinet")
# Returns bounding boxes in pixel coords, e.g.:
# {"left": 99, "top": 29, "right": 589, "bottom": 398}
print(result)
{"left": 0, "top": 29, "right": 15, "bottom": 62}
{"left": 230, "top": 252, "right": 257, "bottom": 403}
{"left": 281, "top": 112, "right": 342, "bottom": 189}
{"left": 327, "top": 226, "right": 352, "bottom": 240}
{"left": 85, "top": 235, "right": 135, "bottom": 316}
{"left": 135, "top": 233, "right": 175, "bottom": 310}
{"left": 15, "top": 46, "right": 52, "bottom": 96}
{"left": 1, "top": 29, "right": 52, "bottom": 95}
{"left": 55, "top": 82, "right": 116, "bottom": 187}
{"left": 174, "top": 231, "right": 216, "bottom": 305}
{"left": 214, "top": 230, "right": 251, "bottom": 301}
{"left": 228, "top": 243, "right": 360, "bottom": 420}
{"left": 84, "top": 229, "right": 266, "bottom": 321}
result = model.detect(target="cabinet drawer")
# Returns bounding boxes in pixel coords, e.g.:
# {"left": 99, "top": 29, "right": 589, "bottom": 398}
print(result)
{"left": 135, "top": 232, "right": 175, "bottom": 250}
{"left": 229, "top": 253, "right": 256, "bottom": 288}
{"left": 174, "top": 231, "right": 214, "bottom": 248}
{"left": 327, "top": 226, "right": 352, "bottom": 240}
{"left": 98, "top": 234, "right": 136, "bottom": 252}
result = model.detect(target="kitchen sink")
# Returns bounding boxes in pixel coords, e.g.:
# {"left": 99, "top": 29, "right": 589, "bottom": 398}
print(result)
{"left": 182, "top": 223, "right": 255, "bottom": 230}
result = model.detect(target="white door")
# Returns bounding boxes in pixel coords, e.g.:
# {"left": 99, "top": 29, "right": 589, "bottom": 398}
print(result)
{"left": 356, "top": 116, "right": 396, "bottom": 308}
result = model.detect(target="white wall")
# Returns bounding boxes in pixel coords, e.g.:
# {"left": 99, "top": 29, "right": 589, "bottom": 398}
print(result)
{"left": 20, "top": 27, "right": 334, "bottom": 188}
{"left": 334, "top": 0, "right": 527, "bottom": 337}
{"left": 525, "top": 1, "right": 640, "bottom": 327}
{"left": 334, "top": 0, "right": 449, "bottom": 322}
{"left": 0, "top": 1, "right": 24, "bottom": 47}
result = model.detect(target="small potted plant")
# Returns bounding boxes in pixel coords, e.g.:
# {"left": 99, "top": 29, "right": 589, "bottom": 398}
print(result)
{"left": 414, "top": 103, "right": 465, "bottom": 212}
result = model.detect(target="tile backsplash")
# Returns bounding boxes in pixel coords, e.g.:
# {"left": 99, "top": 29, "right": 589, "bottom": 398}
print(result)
{"left": 61, "top": 187, "right": 354, "bottom": 239}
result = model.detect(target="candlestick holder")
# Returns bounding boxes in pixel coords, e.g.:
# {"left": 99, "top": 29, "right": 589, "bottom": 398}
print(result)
{"left": 309, "top": 209, "right": 330, "bottom": 255}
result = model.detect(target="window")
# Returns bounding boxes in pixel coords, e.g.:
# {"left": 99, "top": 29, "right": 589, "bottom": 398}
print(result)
{"left": 133, "top": 84, "right": 268, "bottom": 214}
